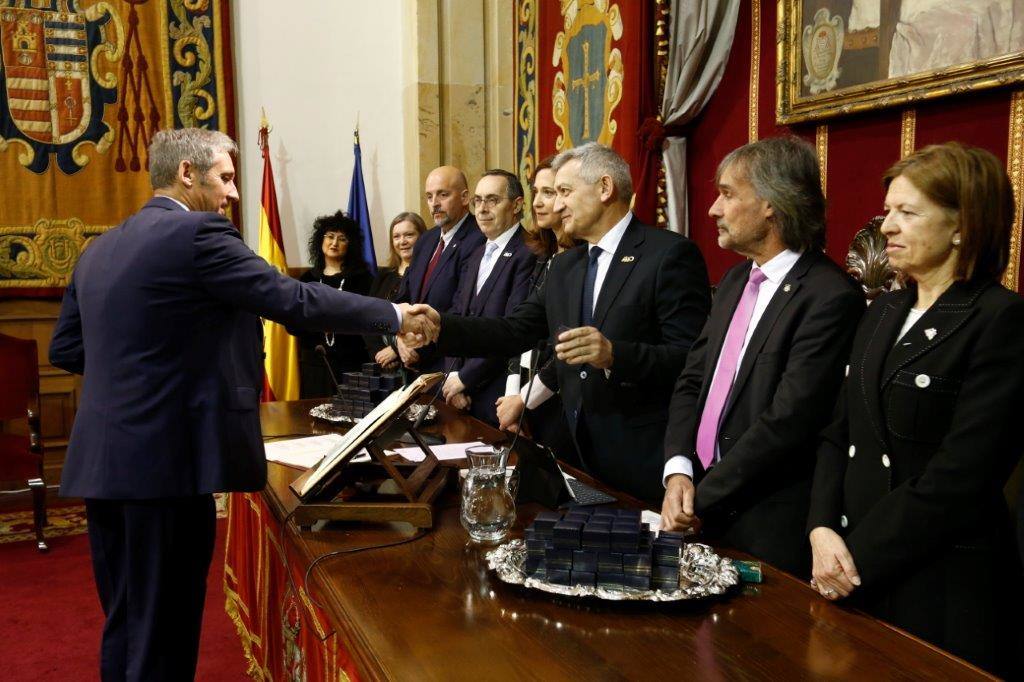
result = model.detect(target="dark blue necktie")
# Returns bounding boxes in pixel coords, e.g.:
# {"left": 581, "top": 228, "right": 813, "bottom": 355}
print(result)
{"left": 581, "top": 246, "right": 602, "bottom": 327}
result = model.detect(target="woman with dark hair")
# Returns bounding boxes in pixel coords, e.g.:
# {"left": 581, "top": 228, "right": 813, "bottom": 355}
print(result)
{"left": 364, "top": 212, "right": 426, "bottom": 370}
{"left": 495, "top": 155, "right": 578, "bottom": 464}
{"left": 807, "top": 142, "right": 1024, "bottom": 676}
{"left": 293, "top": 210, "right": 374, "bottom": 398}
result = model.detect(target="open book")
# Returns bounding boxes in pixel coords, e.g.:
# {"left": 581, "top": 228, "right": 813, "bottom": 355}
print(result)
{"left": 294, "top": 372, "right": 444, "bottom": 499}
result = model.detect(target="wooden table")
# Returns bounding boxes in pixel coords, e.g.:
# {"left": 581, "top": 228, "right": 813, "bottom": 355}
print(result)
{"left": 225, "top": 399, "right": 991, "bottom": 680}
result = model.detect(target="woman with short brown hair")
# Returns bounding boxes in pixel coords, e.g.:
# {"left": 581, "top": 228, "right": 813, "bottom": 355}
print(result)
{"left": 807, "top": 142, "right": 1024, "bottom": 676}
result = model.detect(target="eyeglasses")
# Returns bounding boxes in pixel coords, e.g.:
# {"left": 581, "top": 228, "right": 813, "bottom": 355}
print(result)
{"left": 472, "top": 195, "right": 506, "bottom": 209}
{"left": 323, "top": 233, "right": 348, "bottom": 244}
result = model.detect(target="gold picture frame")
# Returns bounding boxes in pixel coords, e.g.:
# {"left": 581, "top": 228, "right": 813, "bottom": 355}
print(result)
{"left": 777, "top": 1, "right": 1024, "bottom": 125}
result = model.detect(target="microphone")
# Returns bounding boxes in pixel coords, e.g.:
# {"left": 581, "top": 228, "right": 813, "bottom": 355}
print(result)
{"left": 501, "top": 345, "right": 538, "bottom": 470}
{"left": 314, "top": 344, "right": 343, "bottom": 397}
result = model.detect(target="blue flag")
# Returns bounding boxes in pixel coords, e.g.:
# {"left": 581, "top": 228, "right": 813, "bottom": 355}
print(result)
{"left": 347, "top": 129, "right": 377, "bottom": 274}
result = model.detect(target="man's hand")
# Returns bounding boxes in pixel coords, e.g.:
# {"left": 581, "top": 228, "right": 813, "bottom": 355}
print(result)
{"left": 555, "top": 326, "right": 614, "bottom": 369}
{"left": 395, "top": 335, "right": 420, "bottom": 367}
{"left": 397, "top": 303, "right": 440, "bottom": 347}
{"left": 809, "top": 527, "right": 861, "bottom": 601}
{"left": 448, "top": 392, "right": 471, "bottom": 411}
{"left": 495, "top": 395, "right": 525, "bottom": 433}
{"left": 660, "top": 474, "right": 700, "bottom": 533}
{"left": 375, "top": 347, "right": 399, "bottom": 370}
{"left": 442, "top": 374, "right": 465, "bottom": 401}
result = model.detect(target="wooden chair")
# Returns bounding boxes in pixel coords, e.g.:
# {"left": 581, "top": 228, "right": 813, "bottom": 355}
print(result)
{"left": 846, "top": 215, "right": 902, "bottom": 301}
{"left": 0, "top": 333, "right": 48, "bottom": 551}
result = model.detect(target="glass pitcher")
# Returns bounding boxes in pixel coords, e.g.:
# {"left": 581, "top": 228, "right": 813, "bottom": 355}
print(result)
{"left": 460, "top": 446, "right": 516, "bottom": 543}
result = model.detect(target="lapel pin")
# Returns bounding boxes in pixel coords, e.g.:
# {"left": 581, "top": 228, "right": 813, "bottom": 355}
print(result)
{"left": 503, "top": 251, "right": 512, "bottom": 258}
{"left": 783, "top": 284, "right": 792, "bottom": 292}
{"left": 924, "top": 328, "right": 937, "bottom": 340}
{"left": 621, "top": 255, "right": 635, "bottom": 263}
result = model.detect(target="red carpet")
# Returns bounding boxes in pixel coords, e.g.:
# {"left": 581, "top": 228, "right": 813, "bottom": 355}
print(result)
{"left": 0, "top": 520, "right": 250, "bottom": 680}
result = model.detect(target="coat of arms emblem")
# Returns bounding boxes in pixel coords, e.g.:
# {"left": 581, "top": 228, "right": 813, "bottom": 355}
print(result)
{"left": 551, "top": 0, "right": 624, "bottom": 150}
{"left": 0, "top": 0, "right": 123, "bottom": 174}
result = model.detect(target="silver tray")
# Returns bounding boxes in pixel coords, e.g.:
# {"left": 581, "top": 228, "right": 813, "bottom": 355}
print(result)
{"left": 309, "top": 402, "right": 438, "bottom": 425}
{"left": 486, "top": 539, "right": 739, "bottom": 602}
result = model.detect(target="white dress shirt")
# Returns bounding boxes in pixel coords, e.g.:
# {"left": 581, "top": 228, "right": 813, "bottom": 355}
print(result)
{"left": 664, "top": 249, "right": 803, "bottom": 483}
{"left": 511, "top": 212, "right": 634, "bottom": 407}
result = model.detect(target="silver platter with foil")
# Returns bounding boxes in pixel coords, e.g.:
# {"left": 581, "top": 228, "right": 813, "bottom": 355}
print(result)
{"left": 309, "top": 402, "right": 438, "bottom": 424}
{"left": 486, "top": 539, "right": 739, "bottom": 601}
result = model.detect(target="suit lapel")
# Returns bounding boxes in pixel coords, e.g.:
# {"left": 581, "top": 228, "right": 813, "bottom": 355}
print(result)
{"left": 593, "top": 219, "right": 643, "bottom": 328}
{"left": 859, "top": 288, "right": 914, "bottom": 448}
{"left": 564, "top": 248, "right": 588, "bottom": 328}
{"left": 726, "top": 252, "right": 815, "bottom": 408}
{"left": 461, "top": 246, "right": 486, "bottom": 315}
{"left": 880, "top": 281, "right": 986, "bottom": 388}
{"left": 422, "top": 224, "right": 462, "bottom": 298}
{"left": 408, "top": 229, "right": 440, "bottom": 302}
{"left": 473, "top": 228, "right": 521, "bottom": 312}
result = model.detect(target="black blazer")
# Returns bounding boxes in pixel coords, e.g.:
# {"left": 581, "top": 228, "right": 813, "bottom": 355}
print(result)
{"left": 49, "top": 198, "right": 399, "bottom": 499}
{"left": 808, "top": 280, "right": 1024, "bottom": 674}
{"left": 396, "top": 214, "right": 485, "bottom": 372}
{"left": 664, "top": 250, "right": 864, "bottom": 576}
{"left": 448, "top": 226, "right": 537, "bottom": 425}
{"left": 439, "top": 216, "right": 711, "bottom": 501}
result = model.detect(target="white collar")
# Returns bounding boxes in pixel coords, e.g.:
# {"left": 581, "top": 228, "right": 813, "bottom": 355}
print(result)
{"left": 158, "top": 195, "right": 189, "bottom": 211}
{"left": 590, "top": 211, "right": 632, "bottom": 256}
{"left": 752, "top": 249, "right": 802, "bottom": 283}
{"left": 486, "top": 223, "right": 520, "bottom": 252}
{"left": 440, "top": 212, "right": 470, "bottom": 244}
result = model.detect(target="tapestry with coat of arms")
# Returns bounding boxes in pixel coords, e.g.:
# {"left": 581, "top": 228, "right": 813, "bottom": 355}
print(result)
{"left": 0, "top": 0, "right": 236, "bottom": 295}
{"left": 515, "top": 0, "right": 648, "bottom": 204}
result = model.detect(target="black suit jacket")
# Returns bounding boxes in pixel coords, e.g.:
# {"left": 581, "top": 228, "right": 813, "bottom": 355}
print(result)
{"left": 396, "top": 214, "right": 485, "bottom": 372}
{"left": 438, "top": 216, "right": 711, "bottom": 501}
{"left": 808, "top": 280, "right": 1024, "bottom": 672}
{"left": 448, "top": 226, "right": 537, "bottom": 425}
{"left": 49, "top": 198, "right": 399, "bottom": 499}
{"left": 664, "top": 250, "right": 864, "bottom": 576}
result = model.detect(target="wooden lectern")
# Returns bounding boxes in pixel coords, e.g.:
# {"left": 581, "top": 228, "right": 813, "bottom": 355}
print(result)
{"left": 289, "top": 373, "right": 449, "bottom": 529}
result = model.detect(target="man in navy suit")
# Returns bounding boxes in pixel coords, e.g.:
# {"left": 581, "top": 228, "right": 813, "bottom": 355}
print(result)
{"left": 395, "top": 165, "right": 485, "bottom": 373}
{"left": 49, "top": 129, "right": 436, "bottom": 681}
{"left": 442, "top": 170, "right": 537, "bottom": 425}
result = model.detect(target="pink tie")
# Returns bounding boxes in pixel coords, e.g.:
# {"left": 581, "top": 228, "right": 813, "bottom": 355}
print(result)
{"left": 695, "top": 267, "right": 768, "bottom": 470}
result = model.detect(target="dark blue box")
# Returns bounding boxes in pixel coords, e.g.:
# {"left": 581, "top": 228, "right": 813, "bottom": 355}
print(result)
{"left": 622, "top": 552, "right": 652, "bottom": 576}
{"left": 621, "top": 574, "right": 650, "bottom": 591}
{"left": 597, "top": 571, "right": 625, "bottom": 590}
{"left": 545, "top": 548, "right": 572, "bottom": 570}
{"left": 570, "top": 570, "right": 596, "bottom": 588}
{"left": 597, "top": 551, "right": 622, "bottom": 573}
{"left": 547, "top": 569, "right": 571, "bottom": 585}
{"left": 571, "top": 550, "right": 597, "bottom": 573}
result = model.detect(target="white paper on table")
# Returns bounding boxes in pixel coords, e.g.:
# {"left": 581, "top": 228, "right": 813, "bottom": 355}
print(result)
{"left": 264, "top": 434, "right": 371, "bottom": 470}
{"left": 389, "top": 440, "right": 487, "bottom": 463}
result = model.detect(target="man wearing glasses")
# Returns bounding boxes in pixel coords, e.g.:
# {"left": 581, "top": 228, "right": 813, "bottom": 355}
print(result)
{"left": 441, "top": 169, "right": 537, "bottom": 425}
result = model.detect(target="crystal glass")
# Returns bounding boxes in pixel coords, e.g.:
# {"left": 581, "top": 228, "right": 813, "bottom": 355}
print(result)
{"left": 460, "top": 446, "right": 516, "bottom": 543}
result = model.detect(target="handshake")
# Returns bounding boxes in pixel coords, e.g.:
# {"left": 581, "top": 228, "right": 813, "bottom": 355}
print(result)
{"left": 396, "top": 303, "right": 441, "bottom": 349}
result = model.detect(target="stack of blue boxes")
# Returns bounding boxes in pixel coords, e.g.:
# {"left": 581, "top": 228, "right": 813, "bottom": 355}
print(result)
{"left": 523, "top": 507, "right": 685, "bottom": 591}
{"left": 333, "top": 363, "right": 403, "bottom": 418}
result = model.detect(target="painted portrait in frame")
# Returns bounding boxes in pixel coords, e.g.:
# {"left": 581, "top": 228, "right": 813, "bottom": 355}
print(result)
{"left": 778, "top": 0, "right": 1024, "bottom": 124}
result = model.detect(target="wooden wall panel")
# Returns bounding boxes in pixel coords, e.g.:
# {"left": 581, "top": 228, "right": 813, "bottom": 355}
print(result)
{"left": 0, "top": 299, "right": 79, "bottom": 485}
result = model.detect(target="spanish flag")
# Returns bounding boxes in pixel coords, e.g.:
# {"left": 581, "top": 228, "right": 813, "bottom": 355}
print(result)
{"left": 257, "top": 116, "right": 299, "bottom": 402}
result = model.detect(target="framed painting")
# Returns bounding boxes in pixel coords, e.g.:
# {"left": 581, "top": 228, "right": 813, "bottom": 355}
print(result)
{"left": 777, "top": 0, "right": 1024, "bottom": 124}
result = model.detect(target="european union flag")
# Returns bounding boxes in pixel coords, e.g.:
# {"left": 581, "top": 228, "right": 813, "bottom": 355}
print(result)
{"left": 347, "top": 128, "right": 377, "bottom": 275}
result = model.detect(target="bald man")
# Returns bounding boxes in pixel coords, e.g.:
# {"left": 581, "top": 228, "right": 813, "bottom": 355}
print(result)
{"left": 396, "top": 165, "right": 485, "bottom": 373}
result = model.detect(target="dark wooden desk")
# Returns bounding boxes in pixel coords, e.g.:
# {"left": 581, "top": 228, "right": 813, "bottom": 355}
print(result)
{"left": 225, "top": 399, "right": 990, "bottom": 680}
